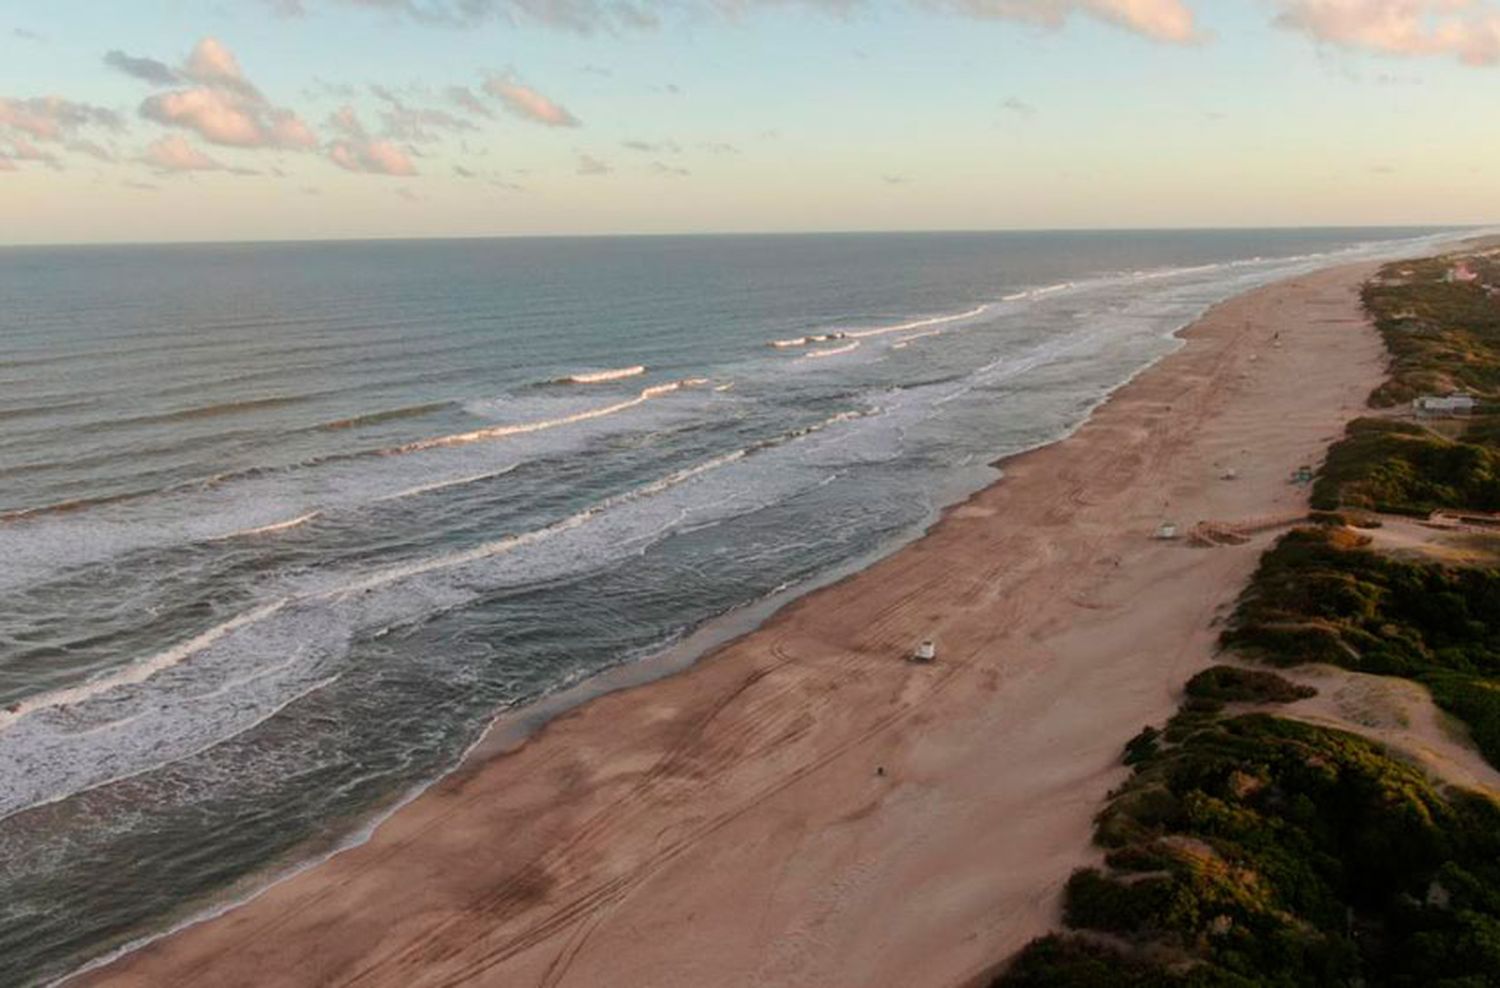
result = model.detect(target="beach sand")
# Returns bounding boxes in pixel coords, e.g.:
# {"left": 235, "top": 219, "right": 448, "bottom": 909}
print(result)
{"left": 77, "top": 261, "right": 1389, "bottom": 988}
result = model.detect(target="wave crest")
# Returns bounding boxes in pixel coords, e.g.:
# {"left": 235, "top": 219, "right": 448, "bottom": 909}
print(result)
{"left": 562, "top": 365, "right": 645, "bottom": 384}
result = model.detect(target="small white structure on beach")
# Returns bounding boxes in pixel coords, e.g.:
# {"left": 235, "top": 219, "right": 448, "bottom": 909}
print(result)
{"left": 1414, "top": 392, "right": 1479, "bottom": 416}
{"left": 911, "top": 640, "right": 937, "bottom": 663}
{"left": 1445, "top": 263, "right": 1480, "bottom": 284}
{"left": 1155, "top": 521, "right": 1180, "bottom": 540}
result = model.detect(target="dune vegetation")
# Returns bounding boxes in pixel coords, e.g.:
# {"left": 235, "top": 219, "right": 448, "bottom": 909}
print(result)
{"left": 995, "top": 249, "right": 1500, "bottom": 987}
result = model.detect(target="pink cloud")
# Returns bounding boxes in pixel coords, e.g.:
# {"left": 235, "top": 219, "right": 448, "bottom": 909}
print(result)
{"left": 6, "top": 136, "right": 61, "bottom": 170}
{"left": 182, "top": 37, "right": 264, "bottom": 100}
{"left": 483, "top": 75, "right": 580, "bottom": 126}
{"left": 142, "top": 133, "right": 228, "bottom": 171}
{"left": 329, "top": 138, "right": 418, "bottom": 175}
{"left": 139, "top": 38, "right": 317, "bottom": 150}
{"left": 141, "top": 88, "right": 317, "bottom": 149}
{"left": 0, "top": 96, "right": 123, "bottom": 141}
{"left": 325, "top": 107, "right": 417, "bottom": 175}
{"left": 1275, "top": 0, "right": 1500, "bottom": 65}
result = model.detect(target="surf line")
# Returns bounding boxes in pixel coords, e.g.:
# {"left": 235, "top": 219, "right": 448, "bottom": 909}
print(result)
{"left": 387, "top": 380, "right": 702, "bottom": 455}
{"left": 771, "top": 303, "right": 990, "bottom": 350}
{"left": 801, "top": 340, "right": 861, "bottom": 359}
{"left": 560, "top": 365, "right": 646, "bottom": 384}
{"left": 0, "top": 600, "right": 291, "bottom": 732}
{"left": 0, "top": 400, "right": 870, "bottom": 753}
{"left": 201, "top": 512, "right": 322, "bottom": 542}
{"left": 891, "top": 329, "right": 944, "bottom": 350}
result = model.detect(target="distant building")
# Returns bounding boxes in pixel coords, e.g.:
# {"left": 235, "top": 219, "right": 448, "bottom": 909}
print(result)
{"left": 1414, "top": 392, "right": 1479, "bottom": 415}
{"left": 1444, "top": 263, "right": 1480, "bottom": 284}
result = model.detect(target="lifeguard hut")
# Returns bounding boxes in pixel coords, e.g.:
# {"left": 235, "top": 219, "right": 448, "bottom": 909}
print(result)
{"left": 911, "top": 640, "right": 937, "bottom": 663}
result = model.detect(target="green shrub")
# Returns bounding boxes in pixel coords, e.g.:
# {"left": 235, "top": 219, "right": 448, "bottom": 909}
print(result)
{"left": 1000, "top": 714, "right": 1500, "bottom": 988}
{"left": 1223, "top": 526, "right": 1500, "bottom": 681}
{"left": 1312, "top": 419, "right": 1500, "bottom": 515}
{"left": 1184, "top": 666, "right": 1316, "bottom": 705}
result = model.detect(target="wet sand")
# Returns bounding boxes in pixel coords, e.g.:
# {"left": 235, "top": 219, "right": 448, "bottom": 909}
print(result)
{"left": 78, "top": 261, "right": 1389, "bottom": 988}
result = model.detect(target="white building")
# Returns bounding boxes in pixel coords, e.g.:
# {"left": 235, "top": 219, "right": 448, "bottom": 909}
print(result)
{"left": 1414, "top": 392, "right": 1479, "bottom": 415}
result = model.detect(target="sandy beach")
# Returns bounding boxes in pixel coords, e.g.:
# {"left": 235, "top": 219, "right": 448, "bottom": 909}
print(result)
{"left": 77, "top": 260, "right": 1390, "bottom": 988}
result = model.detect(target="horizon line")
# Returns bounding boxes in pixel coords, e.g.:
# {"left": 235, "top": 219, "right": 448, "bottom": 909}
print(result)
{"left": 0, "top": 222, "right": 1482, "bottom": 251}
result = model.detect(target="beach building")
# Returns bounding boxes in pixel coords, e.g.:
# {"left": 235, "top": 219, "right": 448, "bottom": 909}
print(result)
{"left": 1444, "top": 263, "right": 1479, "bottom": 284}
{"left": 1414, "top": 392, "right": 1479, "bottom": 416}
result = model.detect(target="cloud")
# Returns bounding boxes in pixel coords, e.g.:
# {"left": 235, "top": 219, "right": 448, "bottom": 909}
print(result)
{"left": 446, "top": 85, "right": 494, "bottom": 118}
{"left": 263, "top": 0, "right": 1211, "bottom": 42}
{"left": 576, "top": 152, "right": 610, "bottom": 174}
{"left": 329, "top": 138, "right": 418, "bottom": 174}
{"left": 651, "top": 160, "right": 690, "bottom": 176}
{"left": 371, "top": 85, "right": 477, "bottom": 141}
{"left": 66, "top": 139, "right": 115, "bottom": 162}
{"left": 141, "top": 88, "right": 317, "bottom": 149}
{"left": 12, "top": 28, "right": 45, "bottom": 42}
{"left": 104, "top": 50, "right": 180, "bottom": 86}
{"left": 622, "top": 138, "right": 682, "bottom": 153}
{"left": 181, "top": 37, "right": 264, "bottom": 101}
{"left": 0, "top": 154, "right": 13, "bottom": 172}
{"left": 484, "top": 75, "right": 580, "bottom": 126}
{"left": 930, "top": 0, "right": 1200, "bottom": 42}
{"left": 326, "top": 105, "right": 418, "bottom": 175}
{"left": 1001, "top": 96, "right": 1037, "bottom": 116}
{"left": 142, "top": 133, "right": 230, "bottom": 172}
{"left": 7, "top": 136, "right": 62, "bottom": 170}
{"left": 0, "top": 96, "right": 124, "bottom": 141}
{"left": 136, "top": 39, "right": 318, "bottom": 152}
{"left": 264, "top": 0, "right": 662, "bottom": 33}
{"left": 1274, "top": 0, "right": 1500, "bottom": 65}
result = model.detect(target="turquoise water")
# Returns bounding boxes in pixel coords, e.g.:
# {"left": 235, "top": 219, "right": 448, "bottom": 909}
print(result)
{"left": 0, "top": 228, "right": 1462, "bottom": 984}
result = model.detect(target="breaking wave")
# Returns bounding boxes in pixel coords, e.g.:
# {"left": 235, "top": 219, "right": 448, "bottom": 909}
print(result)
{"left": 388, "top": 381, "right": 699, "bottom": 454}
{"left": 561, "top": 365, "right": 646, "bottom": 384}
{"left": 202, "top": 512, "right": 322, "bottom": 541}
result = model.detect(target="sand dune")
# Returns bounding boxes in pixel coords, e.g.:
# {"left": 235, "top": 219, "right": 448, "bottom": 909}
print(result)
{"left": 77, "top": 262, "right": 1390, "bottom": 988}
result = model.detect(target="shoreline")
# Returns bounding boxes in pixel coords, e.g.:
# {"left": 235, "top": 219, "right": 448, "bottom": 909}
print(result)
{"left": 76, "top": 258, "right": 1393, "bottom": 988}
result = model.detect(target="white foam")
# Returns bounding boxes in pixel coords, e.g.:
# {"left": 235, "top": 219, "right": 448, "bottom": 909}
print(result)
{"left": 0, "top": 600, "right": 290, "bottom": 732}
{"left": 0, "top": 406, "right": 876, "bottom": 819}
{"left": 891, "top": 329, "right": 943, "bottom": 349}
{"left": 840, "top": 304, "right": 990, "bottom": 341}
{"left": 564, "top": 365, "right": 646, "bottom": 384}
{"left": 201, "top": 512, "right": 321, "bottom": 541}
{"left": 802, "top": 340, "right": 861, "bottom": 360}
{"left": 392, "top": 380, "right": 694, "bottom": 454}
{"left": 371, "top": 465, "right": 520, "bottom": 503}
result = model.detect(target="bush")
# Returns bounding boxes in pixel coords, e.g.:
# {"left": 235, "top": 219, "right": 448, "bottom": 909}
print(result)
{"left": 1311, "top": 419, "right": 1500, "bottom": 515}
{"left": 997, "top": 935, "right": 1256, "bottom": 988}
{"left": 1223, "top": 526, "right": 1500, "bottom": 681}
{"left": 1000, "top": 714, "right": 1500, "bottom": 988}
{"left": 1184, "top": 666, "right": 1316, "bottom": 705}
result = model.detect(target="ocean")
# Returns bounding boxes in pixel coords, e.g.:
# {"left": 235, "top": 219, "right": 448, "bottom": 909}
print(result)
{"left": 0, "top": 228, "right": 1463, "bottom": 985}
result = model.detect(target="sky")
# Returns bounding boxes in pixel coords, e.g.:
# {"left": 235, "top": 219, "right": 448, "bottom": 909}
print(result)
{"left": 1, "top": 0, "right": 1498, "bottom": 243}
